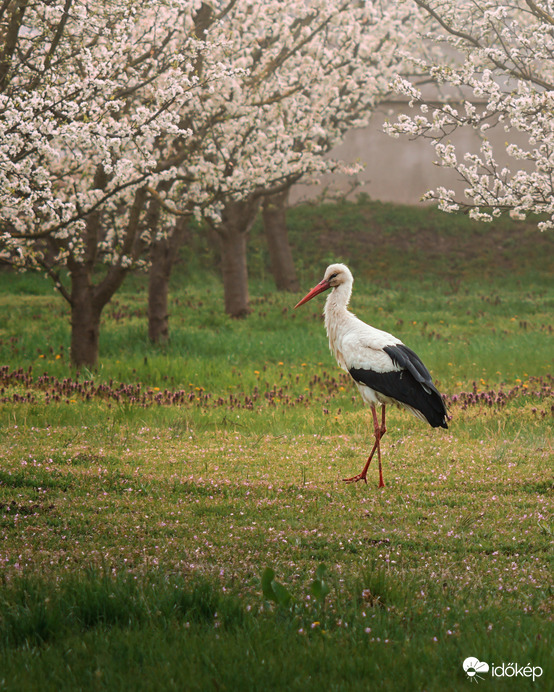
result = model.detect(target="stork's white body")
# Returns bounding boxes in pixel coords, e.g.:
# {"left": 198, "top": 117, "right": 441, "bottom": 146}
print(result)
{"left": 325, "top": 281, "right": 400, "bottom": 395}
{"left": 295, "top": 263, "right": 448, "bottom": 487}
{"left": 324, "top": 274, "right": 428, "bottom": 423}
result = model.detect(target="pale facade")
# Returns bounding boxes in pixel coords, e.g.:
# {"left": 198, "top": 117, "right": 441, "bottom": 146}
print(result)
{"left": 291, "top": 98, "right": 527, "bottom": 206}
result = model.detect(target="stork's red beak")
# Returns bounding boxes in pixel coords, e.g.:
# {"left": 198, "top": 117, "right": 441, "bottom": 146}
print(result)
{"left": 294, "top": 278, "right": 331, "bottom": 308}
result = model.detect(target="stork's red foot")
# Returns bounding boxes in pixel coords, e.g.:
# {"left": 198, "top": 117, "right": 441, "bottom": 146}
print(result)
{"left": 342, "top": 473, "right": 385, "bottom": 487}
{"left": 342, "top": 472, "right": 368, "bottom": 484}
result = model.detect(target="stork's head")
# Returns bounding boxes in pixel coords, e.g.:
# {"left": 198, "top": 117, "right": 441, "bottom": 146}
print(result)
{"left": 294, "top": 263, "right": 353, "bottom": 308}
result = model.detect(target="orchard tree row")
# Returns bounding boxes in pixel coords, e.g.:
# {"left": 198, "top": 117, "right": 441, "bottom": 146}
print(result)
{"left": 1, "top": 0, "right": 552, "bottom": 366}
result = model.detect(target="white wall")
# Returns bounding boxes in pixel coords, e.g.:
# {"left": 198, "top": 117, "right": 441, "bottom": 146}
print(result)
{"left": 290, "top": 100, "right": 526, "bottom": 206}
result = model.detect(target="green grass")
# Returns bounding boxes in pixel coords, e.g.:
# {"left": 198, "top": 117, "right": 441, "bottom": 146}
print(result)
{"left": 0, "top": 199, "right": 552, "bottom": 690}
{"left": 0, "top": 568, "right": 548, "bottom": 691}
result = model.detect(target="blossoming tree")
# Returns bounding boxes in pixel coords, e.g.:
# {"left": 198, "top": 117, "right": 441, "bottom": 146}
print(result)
{"left": 154, "top": 0, "right": 424, "bottom": 318}
{"left": 0, "top": 1, "right": 233, "bottom": 365}
{"left": 1, "top": 0, "right": 425, "bottom": 359}
{"left": 386, "top": 0, "right": 554, "bottom": 230}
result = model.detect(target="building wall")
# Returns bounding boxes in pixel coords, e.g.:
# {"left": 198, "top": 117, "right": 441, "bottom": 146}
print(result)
{"left": 290, "top": 100, "right": 524, "bottom": 206}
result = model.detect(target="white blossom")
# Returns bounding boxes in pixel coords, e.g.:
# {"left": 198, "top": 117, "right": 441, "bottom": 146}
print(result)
{"left": 385, "top": 0, "right": 554, "bottom": 230}
{"left": 1, "top": 0, "right": 426, "bottom": 271}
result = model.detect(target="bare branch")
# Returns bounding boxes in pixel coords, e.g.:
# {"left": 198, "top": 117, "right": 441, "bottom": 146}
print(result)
{"left": 36, "top": 257, "right": 72, "bottom": 305}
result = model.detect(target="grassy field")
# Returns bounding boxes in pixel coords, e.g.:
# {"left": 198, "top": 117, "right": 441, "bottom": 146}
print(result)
{"left": 0, "top": 199, "right": 552, "bottom": 690}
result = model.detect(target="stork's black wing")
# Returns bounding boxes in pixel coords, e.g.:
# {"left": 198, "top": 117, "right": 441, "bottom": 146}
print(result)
{"left": 349, "top": 344, "right": 448, "bottom": 429}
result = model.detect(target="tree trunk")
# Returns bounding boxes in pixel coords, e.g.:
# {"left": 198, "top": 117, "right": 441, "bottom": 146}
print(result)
{"left": 262, "top": 188, "right": 299, "bottom": 292}
{"left": 148, "top": 216, "right": 189, "bottom": 343}
{"left": 148, "top": 239, "right": 171, "bottom": 343}
{"left": 69, "top": 264, "right": 102, "bottom": 368}
{"left": 67, "top": 185, "right": 148, "bottom": 367}
{"left": 219, "top": 229, "right": 250, "bottom": 317}
{"left": 216, "top": 198, "right": 260, "bottom": 318}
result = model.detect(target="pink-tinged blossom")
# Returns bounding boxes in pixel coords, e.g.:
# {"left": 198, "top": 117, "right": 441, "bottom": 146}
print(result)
{"left": 385, "top": 0, "right": 554, "bottom": 230}
{"left": 1, "top": 0, "right": 426, "bottom": 268}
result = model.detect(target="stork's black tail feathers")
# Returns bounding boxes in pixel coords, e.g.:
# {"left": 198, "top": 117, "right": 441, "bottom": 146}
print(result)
{"left": 349, "top": 344, "right": 449, "bottom": 429}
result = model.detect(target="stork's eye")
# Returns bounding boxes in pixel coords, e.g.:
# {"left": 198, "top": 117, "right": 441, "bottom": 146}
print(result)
{"left": 329, "top": 272, "right": 338, "bottom": 280}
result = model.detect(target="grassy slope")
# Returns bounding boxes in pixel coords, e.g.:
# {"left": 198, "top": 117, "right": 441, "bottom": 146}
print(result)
{"left": 0, "top": 199, "right": 552, "bottom": 691}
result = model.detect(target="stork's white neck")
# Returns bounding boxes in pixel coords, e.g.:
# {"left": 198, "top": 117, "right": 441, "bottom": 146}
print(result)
{"left": 323, "top": 279, "right": 353, "bottom": 370}
{"left": 324, "top": 280, "right": 352, "bottom": 318}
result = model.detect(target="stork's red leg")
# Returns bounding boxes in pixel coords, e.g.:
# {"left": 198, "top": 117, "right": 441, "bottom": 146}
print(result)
{"left": 343, "top": 405, "right": 387, "bottom": 487}
{"left": 376, "top": 405, "right": 386, "bottom": 488}
{"left": 343, "top": 438, "right": 378, "bottom": 485}
{"left": 380, "top": 404, "right": 387, "bottom": 438}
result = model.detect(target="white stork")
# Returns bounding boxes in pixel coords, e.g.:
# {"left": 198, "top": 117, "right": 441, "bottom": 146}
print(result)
{"left": 295, "top": 263, "right": 448, "bottom": 487}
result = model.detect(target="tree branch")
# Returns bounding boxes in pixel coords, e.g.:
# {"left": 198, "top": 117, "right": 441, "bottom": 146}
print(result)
{"left": 93, "top": 186, "right": 148, "bottom": 311}
{"left": 413, "top": 0, "right": 554, "bottom": 91}
{"left": 40, "top": 0, "right": 73, "bottom": 76}
{"left": 36, "top": 257, "right": 72, "bottom": 305}
{"left": 145, "top": 186, "right": 192, "bottom": 217}
{"left": 0, "top": 0, "right": 27, "bottom": 90}
{"left": 524, "top": 0, "right": 554, "bottom": 25}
